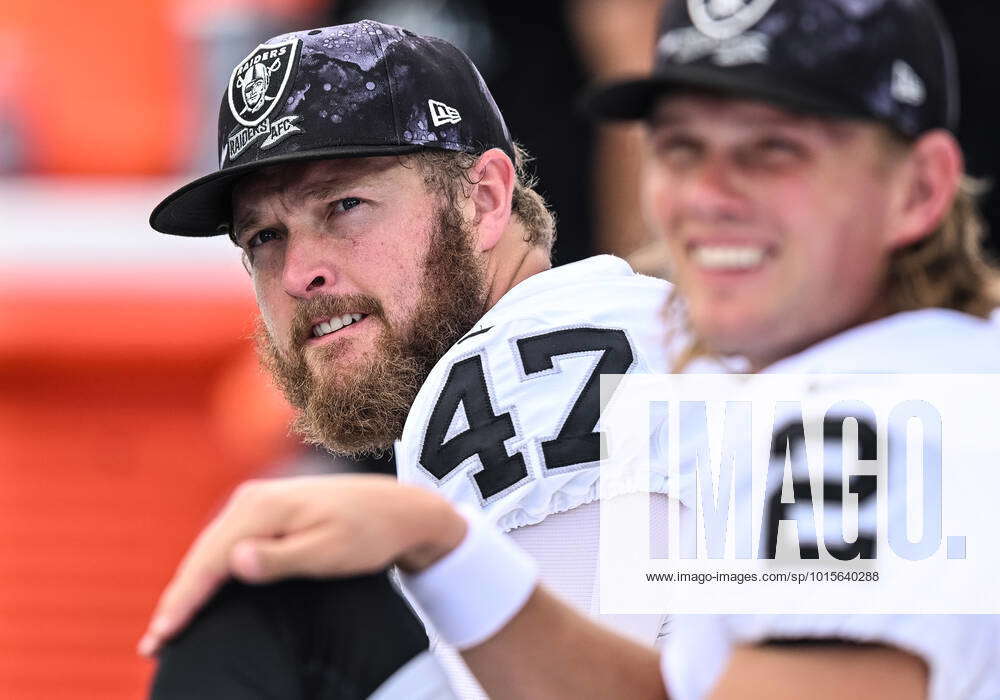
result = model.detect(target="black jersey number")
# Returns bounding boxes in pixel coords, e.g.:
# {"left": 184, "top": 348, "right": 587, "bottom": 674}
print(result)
{"left": 419, "top": 355, "right": 528, "bottom": 499}
{"left": 763, "top": 419, "right": 878, "bottom": 560}
{"left": 419, "top": 328, "right": 635, "bottom": 499}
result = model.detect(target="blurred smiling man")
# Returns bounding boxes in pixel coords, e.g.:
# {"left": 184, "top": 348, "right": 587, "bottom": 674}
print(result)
{"left": 644, "top": 95, "right": 937, "bottom": 364}
{"left": 632, "top": 91, "right": 996, "bottom": 370}
{"left": 584, "top": 0, "right": 1000, "bottom": 696}
{"left": 592, "top": 0, "right": 1000, "bottom": 374}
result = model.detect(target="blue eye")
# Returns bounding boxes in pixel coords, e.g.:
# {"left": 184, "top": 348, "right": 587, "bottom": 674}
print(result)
{"left": 247, "top": 228, "right": 281, "bottom": 249}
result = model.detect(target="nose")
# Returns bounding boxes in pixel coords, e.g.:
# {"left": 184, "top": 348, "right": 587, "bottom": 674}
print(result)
{"left": 280, "top": 232, "right": 336, "bottom": 298}
{"left": 679, "top": 154, "right": 751, "bottom": 223}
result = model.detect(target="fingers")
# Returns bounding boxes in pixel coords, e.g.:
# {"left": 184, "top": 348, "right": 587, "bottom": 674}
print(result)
{"left": 230, "top": 540, "right": 265, "bottom": 581}
{"left": 138, "top": 481, "right": 293, "bottom": 656}
{"left": 137, "top": 474, "right": 422, "bottom": 658}
{"left": 138, "top": 566, "right": 228, "bottom": 657}
{"left": 138, "top": 519, "right": 240, "bottom": 657}
{"left": 230, "top": 527, "right": 345, "bottom": 583}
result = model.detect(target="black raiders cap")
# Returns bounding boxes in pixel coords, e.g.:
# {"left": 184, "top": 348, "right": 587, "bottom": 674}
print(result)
{"left": 151, "top": 20, "right": 515, "bottom": 236}
{"left": 584, "top": 0, "right": 959, "bottom": 137}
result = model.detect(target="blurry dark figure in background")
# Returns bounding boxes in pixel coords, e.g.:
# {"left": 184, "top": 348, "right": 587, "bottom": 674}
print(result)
{"left": 329, "top": 0, "right": 661, "bottom": 263}
{"left": 938, "top": 1, "right": 1000, "bottom": 255}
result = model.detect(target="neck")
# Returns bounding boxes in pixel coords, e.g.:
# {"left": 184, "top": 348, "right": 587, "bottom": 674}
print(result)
{"left": 483, "top": 226, "right": 551, "bottom": 310}
{"left": 743, "top": 298, "right": 894, "bottom": 372}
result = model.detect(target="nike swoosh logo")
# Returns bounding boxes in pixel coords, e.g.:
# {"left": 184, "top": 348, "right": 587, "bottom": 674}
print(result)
{"left": 457, "top": 326, "right": 494, "bottom": 344}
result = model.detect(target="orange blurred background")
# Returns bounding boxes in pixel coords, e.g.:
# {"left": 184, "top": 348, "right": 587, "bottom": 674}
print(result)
{"left": 0, "top": 0, "right": 323, "bottom": 697}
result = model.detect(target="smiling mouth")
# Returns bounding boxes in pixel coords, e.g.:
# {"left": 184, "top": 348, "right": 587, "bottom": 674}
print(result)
{"left": 689, "top": 244, "right": 769, "bottom": 271}
{"left": 311, "top": 313, "right": 368, "bottom": 339}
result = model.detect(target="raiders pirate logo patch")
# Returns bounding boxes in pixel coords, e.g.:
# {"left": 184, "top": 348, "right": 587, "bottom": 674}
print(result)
{"left": 687, "top": 0, "right": 777, "bottom": 40}
{"left": 228, "top": 37, "right": 300, "bottom": 126}
{"left": 224, "top": 37, "right": 304, "bottom": 164}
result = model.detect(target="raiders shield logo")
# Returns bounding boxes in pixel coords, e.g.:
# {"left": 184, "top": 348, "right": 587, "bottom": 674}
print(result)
{"left": 227, "top": 38, "right": 301, "bottom": 127}
{"left": 687, "top": 0, "right": 778, "bottom": 40}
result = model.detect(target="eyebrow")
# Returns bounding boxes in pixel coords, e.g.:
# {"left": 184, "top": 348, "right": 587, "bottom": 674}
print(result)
{"left": 645, "top": 112, "right": 688, "bottom": 129}
{"left": 299, "top": 160, "right": 397, "bottom": 197}
{"left": 232, "top": 161, "right": 394, "bottom": 239}
{"left": 233, "top": 210, "right": 263, "bottom": 243}
{"left": 233, "top": 176, "right": 349, "bottom": 234}
{"left": 232, "top": 178, "right": 359, "bottom": 242}
{"left": 301, "top": 176, "right": 357, "bottom": 200}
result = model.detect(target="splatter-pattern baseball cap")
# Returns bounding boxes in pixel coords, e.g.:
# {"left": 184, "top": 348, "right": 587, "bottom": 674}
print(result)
{"left": 151, "top": 20, "right": 514, "bottom": 237}
{"left": 584, "top": 0, "right": 958, "bottom": 137}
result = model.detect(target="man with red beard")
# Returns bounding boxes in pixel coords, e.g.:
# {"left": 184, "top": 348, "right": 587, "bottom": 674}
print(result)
{"left": 145, "top": 19, "right": 672, "bottom": 698}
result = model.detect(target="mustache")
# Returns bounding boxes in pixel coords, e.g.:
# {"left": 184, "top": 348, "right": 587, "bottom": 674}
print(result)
{"left": 289, "top": 293, "right": 384, "bottom": 348}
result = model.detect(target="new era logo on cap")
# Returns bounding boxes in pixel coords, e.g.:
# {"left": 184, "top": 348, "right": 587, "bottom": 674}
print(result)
{"left": 891, "top": 60, "right": 926, "bottom": 107}
{"left": 429, "top": 99, "right": 462, "bottom": 127}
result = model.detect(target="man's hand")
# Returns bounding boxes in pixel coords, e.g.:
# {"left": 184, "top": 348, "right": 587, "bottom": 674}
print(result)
{"left": 137, "top": 474, "right": 466, "bottom": 657}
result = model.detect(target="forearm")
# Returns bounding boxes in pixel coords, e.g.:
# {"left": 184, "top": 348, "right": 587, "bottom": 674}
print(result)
{"left": 400, "top": 504, "right": 665, "bottom": 700}
{"left": 404, "top": 506, "right": 926, "bottom": 700}
{"left": 462, "top": 586, "right": 666, "bottom": 700}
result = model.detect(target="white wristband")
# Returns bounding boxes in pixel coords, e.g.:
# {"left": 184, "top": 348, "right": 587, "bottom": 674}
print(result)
{"left": 401, "top": 504, "right": 539, "bottom": 650}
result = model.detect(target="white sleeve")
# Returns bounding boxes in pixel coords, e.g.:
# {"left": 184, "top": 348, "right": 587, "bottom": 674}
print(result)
{"left": 661, "top": 614, "right": 1000, "bottom": 700}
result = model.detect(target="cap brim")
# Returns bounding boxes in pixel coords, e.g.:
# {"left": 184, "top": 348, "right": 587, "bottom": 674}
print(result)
{"left": 582, "top": 64, "right": 867, "bottom": 124}
{"left": 150, "top": 143, "right": 427, "bottom": 237}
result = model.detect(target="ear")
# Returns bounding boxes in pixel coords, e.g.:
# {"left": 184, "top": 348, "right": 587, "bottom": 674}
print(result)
{"left": 467, "top": 148, "right": 515, "bottom": 253}
{"left": 886, "top": 130, "right": 963, "bottom": 251}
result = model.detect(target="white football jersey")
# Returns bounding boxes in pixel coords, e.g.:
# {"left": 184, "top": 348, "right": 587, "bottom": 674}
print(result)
{"left": 664, "top": 309, "right": 1000, "bottom": 700}
{"left": 764, "top": 308, "right": 1000, "bottom": 373}
{"left": 396, "top": 255, "right": 675, "bottom": 532}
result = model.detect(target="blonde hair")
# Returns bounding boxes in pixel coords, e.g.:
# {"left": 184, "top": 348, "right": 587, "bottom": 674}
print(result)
{"left": 408, "top": 144, "right": 557, "bottom": 254}
{"left": 885, "top": 176, "right": 1000, "bottom": 317}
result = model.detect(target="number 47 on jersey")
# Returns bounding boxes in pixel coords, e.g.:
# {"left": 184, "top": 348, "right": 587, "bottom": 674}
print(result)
{"left": 419, "top": 327, "right": 635, "bottom": 500}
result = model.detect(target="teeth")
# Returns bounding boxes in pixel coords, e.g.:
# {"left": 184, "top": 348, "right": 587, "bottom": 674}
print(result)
{"left": 692, "top": 245, "right": 765, "bottom": 270}
{"left": 311, "top": 313, "right": 366, "bottom": 338}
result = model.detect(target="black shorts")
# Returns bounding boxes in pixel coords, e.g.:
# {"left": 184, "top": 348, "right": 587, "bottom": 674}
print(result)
{"left": 149, "top": 573, "right": 428, "bottom": 699}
